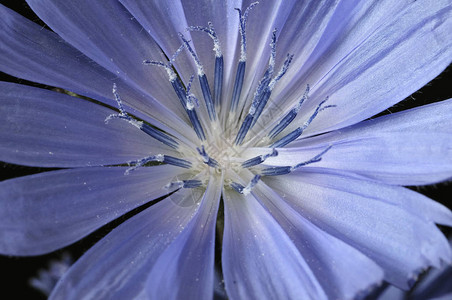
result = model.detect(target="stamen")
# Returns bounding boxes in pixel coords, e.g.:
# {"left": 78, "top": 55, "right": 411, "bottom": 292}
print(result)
{"left": 144, "top": 48, "right": 206, "bottom": 140}
{"left": 235, "top": 52, "right": 293, "bottom": 145}
{"left": 214, "top": 56, "right": 224, "bottom": 107}
{"left": 197, "top": 145, "right": 220, "bottom": 168}
{"left": 229, "top": 61, "right": 246, "bottom": 113}
{"left": 105, "top": 84, "right": 179, "bottom": 149}
{"left": 126, "top": 154, "right": 192, "bottom": 174}
{"left": 165, "top": 179, "right": 203, "bottom": 189}
{"left": 230, "top": 174, "right": 261, "bottom": 195}
{"left": 242, "top": 149, "right": 278, "bottom": 168}
{"left": 171, "top": 76, "right": 206, "bottom": 140}
{"left": 186, "top": 74, "right": 200, "bottom": 110}
{"left": 143, "top": 44, "right": 186, "bottom": 81}
{"left": 236, "top": 2, "right": 259, "bottom": 62}
{"left": 229, "top": 2, "right": 259, "bottom": 113}
{"left": 179, "top": 33, "right": 217, "bottom": 121}
{"left": 187, "top": 22, "right": 222, "bottom": 57}
{"left": 234, "top": 30, "right": 278, "bottom": 145}
{"left": 268, "top": 85, "right": 309, "bottom": 138}
{"left": 260, "top": 146, "right": 332, "bottom": 176}
{"left": 250, "top": 53, "right": 294, "bottom": 129}
{"left": 271, "top": 97, "right": 335, "bottom": 148}
{"left": 188, "top": 21, "right": 224, "bottom": 107}
{"left": 234, "top": 114, "right": 254, "bottom": 145}
{"left": 270, "top": 127, "right": 302, "bottom": 148}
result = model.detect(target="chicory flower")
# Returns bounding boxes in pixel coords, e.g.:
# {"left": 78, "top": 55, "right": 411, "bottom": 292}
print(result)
{"left": 1, "top": 1, "right": 452, "bottom": 299}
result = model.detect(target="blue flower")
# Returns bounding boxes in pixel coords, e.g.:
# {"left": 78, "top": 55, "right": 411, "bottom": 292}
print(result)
{"left": 1, "top": 1, "right": 452, "bottom": 299}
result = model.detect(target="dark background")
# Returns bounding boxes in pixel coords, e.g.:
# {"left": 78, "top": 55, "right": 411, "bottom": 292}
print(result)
{"left": 0, "top": 1, "right": 451, "bottom": 299}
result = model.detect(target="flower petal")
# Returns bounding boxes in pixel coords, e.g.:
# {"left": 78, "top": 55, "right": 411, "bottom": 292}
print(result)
{"left": 49, "top": 187, "right": 205, "bottom": 300}
{"left": 266, "top": 170, "right": 452, "bottom": 289}
{"left": 222, "top": 188, "right": 327, "bottom": 300}
{"left": 410, "top": 238, "right": 452, "bottom": 300}
{"left": 119, "top": 0, "right": 195, "bottom": 75}
{"left": 263, "top": 0, "right": 452, "bottom": 135}
{"left": 0, "top": 166, "right": 183, "bottom": 255}
{"left": 25, "top": 0, "right": 187, "bottom": 116}
{"left": 179, "top": 0, "right": 241, "bottom": 103}
{"left": 0, "top": 4, "right": 194, "bottom": 140}
{"left": 265, "top": 99, "right": 452, "bottom": 186}
{"left": 117, "top": 0, "right": 213, "bottom": 126}
{"left": 0, "top": 82, "right": 179, "bottom": 167}
{"left": 250, "top": 175, "right": 384, "bottom": 299}
{"left": 146, "top": 175, "right": 222, "bottom": 300}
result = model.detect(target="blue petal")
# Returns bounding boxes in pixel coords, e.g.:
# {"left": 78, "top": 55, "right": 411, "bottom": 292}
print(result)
{"left": 261, "top": 0, "right": 452, "bottom": 136}
{"left": 266, "top": 170, "right": 452, "bottom": 289}
{"left": 0, "top": 4, "right": 194, "bottom": 140}
{"left": 270, "top": 99, "right": 452, "bottom": 186}
{"left": 249, "top": 173, "right": 384, "bottom": 299}
{"left": 25, "top": 0, "right": 188, "bottom": 117}
{"left": 121, "top": 0, "right": 240, "bottom": 83}
{"left": 0, "top": 166, "right": 184, "bottom": 255}
{"left": 146, "top": 175, "right": 222, "bottom": 300}
{"left": 49, "top": 187, "right": 207, "bottom": 300}
{"left": 222, "top": 188, "right": 327, "bottom": 300}
{"left": 118, "top": 0, "right": 213, "bottom": 126}
{"left": 0, "top": 82, "right": 178, "bottom": 167}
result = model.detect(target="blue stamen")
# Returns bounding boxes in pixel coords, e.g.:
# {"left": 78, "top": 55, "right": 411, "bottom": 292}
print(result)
{"left": 106, "top": 84, "right": 179, "bottom": 149}
{"left": 291, "top": 146, "right": 332, "bottom": 170}
{"left": 145, "top": 53, "right": 206, "bottom": 141}
{"left": 268, "top": 85, "right": 309, "bottom": 138}
{"left": 242, "top": 149, "right": 278, "bottom": 168}
{"left": 185, "top": 74, "right": 200, "bottom": 110}
{"left": 229, "top": 61, "right": 246, "bottom": 112}
{"left": 261, "top": 146, "right": 332, "bottom": 176}
{"left": 197, "top": 145, "right": 220, "bottom": 168}
{"left": 260, "top": 166, "right": 292, "bottom": 176}
{"left": 172, "top": 78, "right": 191, "bottom": 109}
{"left": 166, "top": 179, "right": 203, "bottom": 189}
{"left": 199, "top": 74, "right": 216, "bottom": 121}
{"left": 229, "top": 2, "right": 258, "bottom": 113}
{"left": 172, "top": 77, "right": 206, "bottom": 140}
{"left": 214, "top": 56, "right": 224, "bottom": 107}
{"left": 271, "top": 127, "right": 303, "bottom": 148}
{"left": 235, "top": 113, "right": 254, "bottom": 145}
{"left": 230, "top": 182, "right": 245, "bottom": 194}
{"left": 162, "top": 155, "right": 193, "bottom": 169}
{"left": 298, "top": 97, "right": 335, "bottom": 135}
{"left": 249, "top": 88, "right": 271, "bottom": 128}
{"left": 188, "top": 22, "right": 223, "bottom": 107}
{"left": 236, "top": 2, "right": 259, "bottom": 62}
{"left": 235, "top": 51, "right": 293, "bottom": 145}
{"left": 182, "top": 180, "right": 203, "bottom": 188}
{"left": 187, "top": 22, "right": 222, "bottom": 57}
{"left": 139, "top": 123, "right": 179, "bottom": 149}
{"left": 270, "top": 97, "right": 335, "bottom": 148}
{"left": 250, "top": 53, "right": 294, "bottom": 128}
{"left": 187, "top": 110, "right": 206, "bottom": 140}
{"left": 231, "top": 174, "right": 261, "bottom": 195}
{"left": 126, "top": 154, "right": 192, "bottom": 174}
{"left": 234, "top": 29, "right": 278, "bottom": 144}
{"left": 179, "top": 33, "right": 217, "bottom": 121}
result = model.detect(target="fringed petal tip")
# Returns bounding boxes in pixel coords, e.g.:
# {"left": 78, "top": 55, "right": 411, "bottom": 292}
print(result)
{"left": 354, "top": 281, "right": 385, "bottom": 300}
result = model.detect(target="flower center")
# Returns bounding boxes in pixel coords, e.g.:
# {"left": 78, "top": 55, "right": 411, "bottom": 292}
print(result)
{"left": 106, "top": 2, "right": 334, "bottom": 195}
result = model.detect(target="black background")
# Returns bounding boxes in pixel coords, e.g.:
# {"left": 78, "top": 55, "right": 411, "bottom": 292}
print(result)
{"left": 0, "top": 1, "right": 451, "bottom": 299}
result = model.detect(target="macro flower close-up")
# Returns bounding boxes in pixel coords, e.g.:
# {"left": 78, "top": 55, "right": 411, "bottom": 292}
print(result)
{"left": 1, "top": 0, "right": 452, "bottom": 299}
